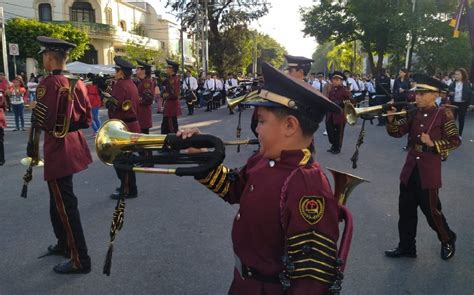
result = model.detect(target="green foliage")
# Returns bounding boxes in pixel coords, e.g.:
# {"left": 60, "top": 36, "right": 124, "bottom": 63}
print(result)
{"left": 413, "top": 21, "right": 471, "bottom": 74}
{"left": 311, "top": 42, "right": 333, "bottom": 74}
{"left": 301, "top": 0, "right": 460, "bottom": 75}
{"left": 5, "top": 18, "right": 89, "bottom": 61}
{"left": 123, "top": 40, "right": 166, "bottom": 68}
{"left": 218, "top": 26, "right": 286, "bottom": 74}
{"left": 166, "top": 0, "right": 270, "bottom": 73}
{"left": 326, "top": 42, "right": 363, "bottom": 73}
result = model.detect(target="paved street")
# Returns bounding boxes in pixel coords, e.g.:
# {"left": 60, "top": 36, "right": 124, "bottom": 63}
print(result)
{"left": 0, "top": 105, "right": 473, "bottom": 295}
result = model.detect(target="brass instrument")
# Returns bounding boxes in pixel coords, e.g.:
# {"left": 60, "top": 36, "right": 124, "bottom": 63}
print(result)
{"left": 96, "top": 120, "right": 258, "bottom": 175}
{"left": 101, "top": 92, "right": 132, "bottom": 112}
{"left": 326, "top": 167, "right": 367, "bottom": 292}
{"left": 344, "top": 102, "right": 416, "bottom": 126}
{"left": 53, "top": 77, "right": 78, "bottom": 138}
{"left": 327, "top": 167, "right": 368, "bottom": 206}
{"left": 227, "top": 90, "right": 259, "bottom": 111}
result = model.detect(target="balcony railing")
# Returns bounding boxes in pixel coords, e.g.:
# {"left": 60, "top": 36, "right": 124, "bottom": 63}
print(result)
{"left": 50, "top": 21, "right": 116, "bottom": 37}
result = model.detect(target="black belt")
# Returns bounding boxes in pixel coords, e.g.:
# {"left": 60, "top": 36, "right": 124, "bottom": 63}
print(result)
{"left": 239, "top": 263, "right": 281, "bottom": 284}
{"left": 411, "top": 143, "right": 436, "bottom": 153}
{"left": 122, "top": 118, "right": 138, "bottom": 124}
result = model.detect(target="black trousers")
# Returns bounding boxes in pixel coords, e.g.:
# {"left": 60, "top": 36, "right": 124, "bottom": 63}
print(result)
{"left": 325, "top": 120, "right": 345, "bottom": 151}
{"left": 0, "top": 128, "right": 4, "bottom": 162}
{"left": 115, "top": 167, "right": 137, "bottom": 195}
{"left": 452, "top": 101, "right": 468, "bottom": 136}
{"left": 161, "top": 116, "right": 178, "bottom": 134}
{"left": 47, "top": 175, "right": 90, "bottom": 268}
{"left": 141, "top": 128, "right": 149, "bottom": 134}
{"left": 186, "top": 102, "right": 194, "bottom": 115}
{"left": 398, "top": 166, "right": 453, "bottom": 250}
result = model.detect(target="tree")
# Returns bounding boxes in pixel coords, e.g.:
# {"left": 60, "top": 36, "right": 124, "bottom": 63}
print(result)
{"left": 5, "top": 18, "right": 89, "bottom": 61}
{"left": 301, "top": 0, "right": 413, "bottom": 75}
{"left": 256, "top": 32, "right": 286, "bottom": 70}
{"left": 166, "top": 0, "right": 270, "bottom": 74}
{"left": 326, "top": 42, "right": 363, "bottom": 74}
{"left": 301, "top": 0, "right": 461, "bottom": 75}
{"left": 123, "top": 40, "right": 166, "bottom": 68}
{"left": 311, "top": 42, "right": 333, "bottom": 74}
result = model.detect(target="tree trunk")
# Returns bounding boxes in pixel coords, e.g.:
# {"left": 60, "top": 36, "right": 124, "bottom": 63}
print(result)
{"left": 376, "top": 50, "right": 385, "bottom": 76}
{"left": 363, "top": 42, "right": 376, "bottom": 76}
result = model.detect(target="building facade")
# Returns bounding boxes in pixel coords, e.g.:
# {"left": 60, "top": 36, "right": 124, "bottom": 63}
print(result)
{"left": 2, "top": 0, "right": 194, "bottom": 72}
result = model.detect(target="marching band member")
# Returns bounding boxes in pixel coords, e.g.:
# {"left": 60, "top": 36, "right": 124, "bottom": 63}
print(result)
{"left": 161, "top": 59, "right": 181, "bottom": 133}
{"left": 384, "top": 74, "right": 461, "bottom": 260}
{"left": 326, "top": 71, "right": 352, "bottom": 154}
{"left": 33, "top": 36, "right": 92, "bottom": 273}
{"left": 182, "top": 69, "right": 198, "bottom": 115}
{"left": 285, "top": 55, "right": 313, "bottom": 80}
{"left": 178, "top": 62, "right": 343, "bottom": 294}
{"left": 106, "top": 57, "right": 140, "bottom": 200}
{"left": 136, "top": 60, "right": 155, "bottom": 134}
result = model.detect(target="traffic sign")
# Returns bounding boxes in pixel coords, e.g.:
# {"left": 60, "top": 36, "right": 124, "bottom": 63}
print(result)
{"left": 9, "top": 43, "right": 19, "bottom": 56}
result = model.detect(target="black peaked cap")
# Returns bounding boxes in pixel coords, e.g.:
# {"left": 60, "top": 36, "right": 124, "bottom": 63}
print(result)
{"left": 37, "top": 36, "right": 76, "bottom": 54}
{"left": 247, "top": 62, "right": 341, "bottom": 124}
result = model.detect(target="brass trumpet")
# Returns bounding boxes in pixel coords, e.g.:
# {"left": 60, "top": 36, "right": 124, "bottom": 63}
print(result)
{"left": 227, "top": 90, "right": 259, "bottom": 111}
{"left": 344, "top": 102, "right": 416, "bottom": 126}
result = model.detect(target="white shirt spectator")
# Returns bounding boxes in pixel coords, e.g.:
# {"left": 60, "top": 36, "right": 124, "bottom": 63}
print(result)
{"left": 311, "top": 79, "right": 327, "bottom": 92}
{"left": 27, "top": 81, "right": 38, "bottom": 93}
{"left": 454, "top": 81, "right": 463, "bottom": 102}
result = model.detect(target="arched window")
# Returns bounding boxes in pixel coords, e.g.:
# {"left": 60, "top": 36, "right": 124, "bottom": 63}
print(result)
{"left": 119, "top": 20, "right": 127, "bottom": 31}
{"left": 39, "top": 3, "right": 52, "bottom": 22}
{"left": 70, "top": 1, "right": 95, "bottom": 23}
{"left": 105, "top": 8, "right": 112, "bottom": 25}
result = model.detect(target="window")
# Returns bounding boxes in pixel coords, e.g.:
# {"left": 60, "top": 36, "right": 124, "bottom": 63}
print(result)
{"left": 119, "top": 20, "right": 127, "bottom": 31}
{"left": 105, "top": 8, "right": 112, "bottom": 25}
{"left": 39, "top": 3, "right": 52, "bottom": 22}
{"left": 70, "top": 1, "right": 95, "bottom": 23}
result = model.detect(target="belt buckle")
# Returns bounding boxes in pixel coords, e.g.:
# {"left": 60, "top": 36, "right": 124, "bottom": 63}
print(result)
{"left": 414, "top": 145, "right": 423, "bottom": 153}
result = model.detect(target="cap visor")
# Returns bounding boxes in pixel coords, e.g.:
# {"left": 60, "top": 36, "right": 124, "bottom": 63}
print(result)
{"left": 244, "top": 100, "right": 282, "bottom": 108}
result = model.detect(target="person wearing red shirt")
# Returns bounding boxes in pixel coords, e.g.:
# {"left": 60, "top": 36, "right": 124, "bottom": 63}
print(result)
{"left": 86, "top": 73, "right": 102, "bottom": 136}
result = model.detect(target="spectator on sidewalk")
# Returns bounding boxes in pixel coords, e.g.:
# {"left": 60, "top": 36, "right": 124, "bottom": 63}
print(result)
{"left": 86, "top": 73, "right": 102, "bottom": 137}
{"left": 6, "top": 76, "right": 26, "bottom": 131}
{"left": 27, "top": 73, "right": 38, "bottom": 103}
{"left": 0, "top": 73, "right": 11, "bottom": 112}
{"left": 0, "top": 88, "right": 6, "bottom": 165}
{"left": 448, "top": 67, "right": 471, "bottom": 137}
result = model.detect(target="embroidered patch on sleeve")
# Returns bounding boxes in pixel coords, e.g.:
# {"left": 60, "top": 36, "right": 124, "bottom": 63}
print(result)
{"left": 299, "top": 196, "right": 325, "bottom": 225}
{"left": 36, "top": 86, "right": 46, "bottom": 100}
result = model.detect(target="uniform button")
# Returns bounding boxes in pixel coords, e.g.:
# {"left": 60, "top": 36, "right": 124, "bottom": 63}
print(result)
{"left": 424, "top": 114, "right": 428, "bottom": 117}
{"left": 248, "top": 271, "right": 252, "bottom": 277}
{"left": 269, "top": 160, "right": 275, "bottom": 167}
{"left": 416, "top": 156, "right": 420, "bottom": 160}
{"left": 236, "top": 213, "right": 241, "bottom": 220}
{"left": 249, "top": 185, "right": 254, "bottom": 192}
{"left": 420, "top": 124, "right": 424, "bottom": 127}
{"left": 417, "top": 134, "right": 421, "bottom": 138}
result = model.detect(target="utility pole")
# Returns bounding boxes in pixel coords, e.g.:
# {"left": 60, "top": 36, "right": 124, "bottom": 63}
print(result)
{"left": 0, "top": 8, "right": 9, "bottom": 81}
{"left": 180, "top": 25, "right": 185, "bottom": 76}
{"left": 252, "top": 32, "right": 257, "bottom": 77}
{"left": 405, "top": 0, "right": 416, "bottom": 70}
{"left": 200, "top": 0, "right": 209, "bottom": 77}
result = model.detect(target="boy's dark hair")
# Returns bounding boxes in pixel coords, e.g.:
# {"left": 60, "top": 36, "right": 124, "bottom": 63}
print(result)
{"left": 123, "top": 68, "right": 133, "bottom": 78}
{"left": 144, "top": 67, "right": 152, "bottom": 77}
{"left": 294, "top": 64, "right": 311, "bottom": 76}
{"left": 47, "top": 50, "right": 68, "bottom": 62}
{"left": 268, "top": 107, "right": 319, "bottom": 136}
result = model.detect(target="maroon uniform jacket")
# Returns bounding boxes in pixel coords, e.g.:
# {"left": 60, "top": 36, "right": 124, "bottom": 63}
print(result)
{"left": 326, "top": 86, "right": 351, "bottom": 125}
{"left": 387, "top": 106, "right": 461, "bottom": 189}
{"left": 162, "top": 74, "right": 182, "bottom": 117}
{"left": 137, "top": 78, "right": 155, "bottom": 130}
{"left": 109, "top": 78, "right": 140, "bottom": 133}
{"left": 198, "top": 149, "right": 340, "bottom": 294}
{"left": 35, "top": 73, "right": 92, "bottom": 181}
